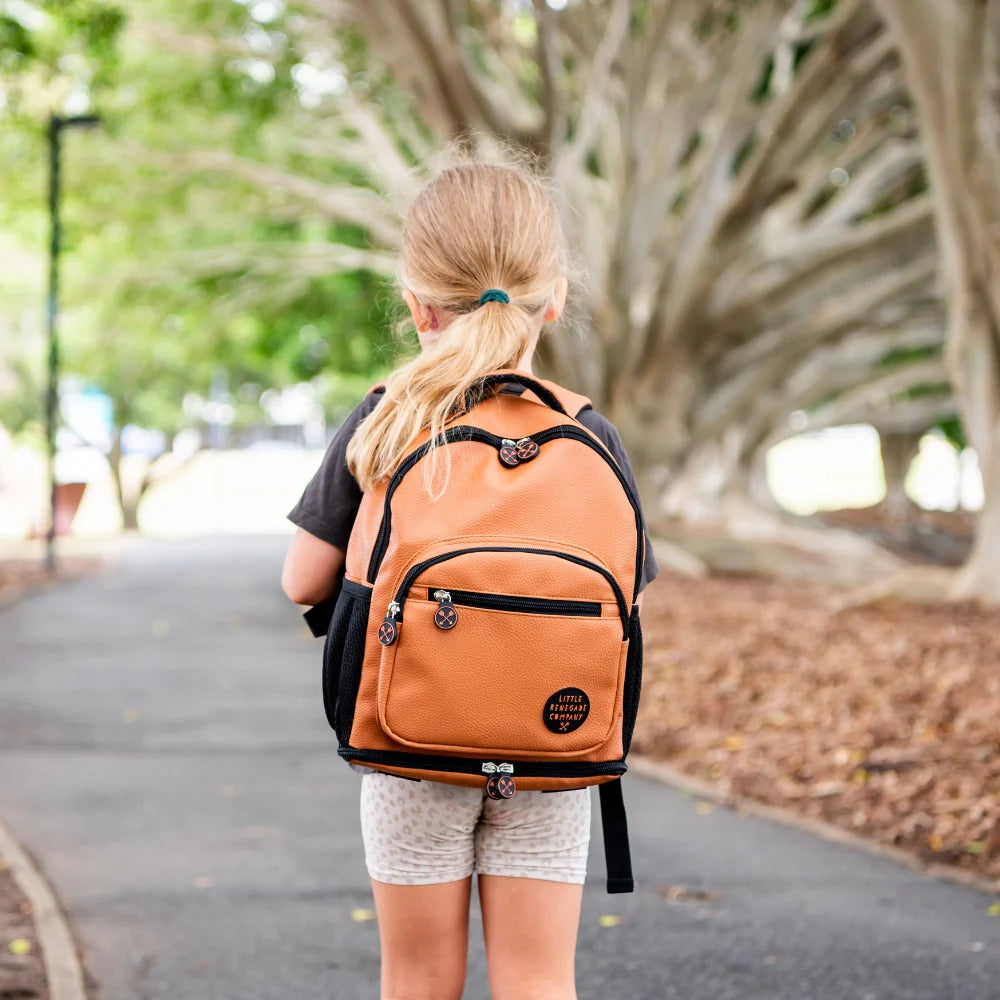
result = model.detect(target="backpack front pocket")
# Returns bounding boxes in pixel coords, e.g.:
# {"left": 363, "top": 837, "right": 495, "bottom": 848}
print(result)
{"left": 375, "top": 546, "right": 630, "bottom": 757}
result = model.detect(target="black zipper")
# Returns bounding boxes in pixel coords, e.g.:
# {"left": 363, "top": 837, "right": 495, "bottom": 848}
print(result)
{"left": 366, "top": 426, "right": 501, "bottom": 586}
{"left": 393, "top": 546, "right": 629, "bottom": 636}
{"left": 426, "top": 587, "right": 601, "bottom": 618}
{"left": 365, "top": 423, "right": 645, "bottom": 602}
{"left": 339, "top": 746, "right": 627, "bottom": 778}
{"left": 532, "top": 425, "right": 644, "bottom": 601}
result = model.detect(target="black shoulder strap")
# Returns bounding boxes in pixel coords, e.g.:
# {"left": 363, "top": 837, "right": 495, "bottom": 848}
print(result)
{"left": 599, "top": 778, "right": 634, "bottom": 893}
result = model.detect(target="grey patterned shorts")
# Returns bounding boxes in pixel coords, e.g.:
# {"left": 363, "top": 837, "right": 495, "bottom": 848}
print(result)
{"left": 359, "top": 770, "right": 592, "bottom": 886}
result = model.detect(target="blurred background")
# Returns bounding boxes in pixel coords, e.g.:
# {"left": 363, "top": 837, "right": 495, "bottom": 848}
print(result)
{"left": 2, "top": 2, "right": 1000, "bottom": 997}
{"left": 2, "top": 0, "right": 995, "bottom": 586}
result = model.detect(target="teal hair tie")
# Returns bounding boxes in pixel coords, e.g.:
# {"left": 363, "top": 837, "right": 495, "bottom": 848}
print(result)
{"left": 478, "top": 288, "right": 510, "bottom": 305}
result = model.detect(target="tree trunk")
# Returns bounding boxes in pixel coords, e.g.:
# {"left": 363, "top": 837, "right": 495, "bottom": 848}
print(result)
{"left": 108, "top": 426, "right": 141, "bottom": 531}
{"left": 875, "top": 0, "right": 1000, "bottom": 602}
{"left": 878, "top": 429, "right": 921, "bottom": 521}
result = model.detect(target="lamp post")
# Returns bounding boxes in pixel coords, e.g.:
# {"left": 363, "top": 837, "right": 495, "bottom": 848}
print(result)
{"left": 45, "top": 112, "right": 100, "bottom": 574}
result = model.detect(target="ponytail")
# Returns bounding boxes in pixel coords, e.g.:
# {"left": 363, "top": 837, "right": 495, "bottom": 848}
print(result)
{"left": 346, "top": 161, "right": 566, "bottom": 497}
{"left": 346, "top": 297, "right": 538, "bottom": 497}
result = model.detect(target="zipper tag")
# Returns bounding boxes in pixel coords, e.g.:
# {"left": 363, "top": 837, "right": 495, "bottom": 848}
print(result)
{"left": 378, "top": 601, "right": 400, "bottom": 646}
{"left": 483, "top": 761, "right": 516, "bottom": 799}
{"left": 515, "top": 437, "right": 540, "bottom": 462}
{"left": 432, "top": 590, "right": 458, "bottom": 630}
{"left": 498, "top": 438, "right": 520, "bottom": 467}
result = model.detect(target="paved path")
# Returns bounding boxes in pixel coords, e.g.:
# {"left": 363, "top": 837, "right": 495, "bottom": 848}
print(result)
{"left": 0, "top": 535, "right": 996, "bottom": 1000}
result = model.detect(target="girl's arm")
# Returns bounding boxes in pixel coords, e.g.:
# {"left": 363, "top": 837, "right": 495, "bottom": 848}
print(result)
{"left": 281, "top": 528, "right": 346, "bottom": 606}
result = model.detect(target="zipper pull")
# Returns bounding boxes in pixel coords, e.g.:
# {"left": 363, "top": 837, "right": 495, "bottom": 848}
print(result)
{"left": 483, "top": 761, "right": 517, "bottom": 799}
{"left": 378, "top": 601, "right": 400, "bottom": 646}
{"left": 515, "top": 436, "right": 539, "bottom": 463}
{"left": 432, "top": 589, "right": 458, "bottom": 630}
{"left": 498, "top": 438, "right": 520, "bottom": 467}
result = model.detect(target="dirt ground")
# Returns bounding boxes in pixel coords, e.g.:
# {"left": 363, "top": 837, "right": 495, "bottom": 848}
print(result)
{"left": 0, "top": 866, "right": 46, "bottom": 1000}
{"left": 0, "top": 557, "right": 103, "bottom": 606}
{"left": 635, "top": 572, "right": 1000, "bottom": 884}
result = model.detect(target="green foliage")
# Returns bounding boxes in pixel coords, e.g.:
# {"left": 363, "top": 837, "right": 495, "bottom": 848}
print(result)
{"left": 0, "top": 0, "right": 402, "bottom": 459}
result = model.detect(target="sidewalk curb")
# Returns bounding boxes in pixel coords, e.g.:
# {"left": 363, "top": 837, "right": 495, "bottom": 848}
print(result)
{"left": 0, "top": 817, "right": 87, "bottom": 1000}
{"left": 629, "top": 755, "right": 1000, "bottom": 898}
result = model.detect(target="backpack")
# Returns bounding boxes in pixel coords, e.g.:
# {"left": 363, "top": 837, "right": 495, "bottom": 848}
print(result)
{"left": 304, "top": 370, "right": 643, "bottom": 893}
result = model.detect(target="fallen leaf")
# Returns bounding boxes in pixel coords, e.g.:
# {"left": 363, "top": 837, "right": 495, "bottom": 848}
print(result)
{"left": 987, "top": 903, "right": 1000, "bottom": 917}
{"left": 121, "top": 707, "right": 140, "bottom": 725}
{"left": 7, "top": 938, "right": 31, "bottom": 955}
{"left": 351, "top": 908, "right": 376, "bottom": 922}
{"left": 657, "top": 884, "right": 720, "bottom": 902}
{"left": 695, "top": 801, "right": 714, "bottom": 815}
{"left": 964, "top": 841, "right": 986, "bottom": 855}
{"left": 151, "top": 620, "right": 170, "bottom": 637}
{"left": 927, "top": 834, "right": 944, "bottom": 851}
{"left": 598, "top": 914, "right": 624, "bottom": 928}
{"left": 723, "top": 734, "right": 744, "bottom": 751}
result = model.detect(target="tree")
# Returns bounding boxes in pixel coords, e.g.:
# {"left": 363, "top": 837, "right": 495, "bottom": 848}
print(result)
{"left": 873, "top": 0, "right": 1000, "bottom": 601}
{"left": 227, "top": 0, "right": 938, "bottom": 581}
{"left": 0, "top": 0, "right": 398, "bottom": 529}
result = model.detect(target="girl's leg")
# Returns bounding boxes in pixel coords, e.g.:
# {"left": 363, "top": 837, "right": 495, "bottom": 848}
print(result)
{"left": 475, "top": 787, "right": 591, "bottom": 1000}
{"left": 359, "top": 771, "right": 484, "bottom": 1000}
{"left": 478, "top": 874, "right": 583, "bottom": 1000}
{"left": 371, "top": 877, "right": 472, "bottom": 1000}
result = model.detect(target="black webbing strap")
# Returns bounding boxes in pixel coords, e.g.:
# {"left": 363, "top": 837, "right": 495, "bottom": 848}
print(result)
{"left": 599, "top": 778, "right": 634, "bottom": 893}
{"left": 302, "top": 565, "right": 345, "bottom": 638}
{"left": 303, "top": 598, "right": 335, "bottom": 638}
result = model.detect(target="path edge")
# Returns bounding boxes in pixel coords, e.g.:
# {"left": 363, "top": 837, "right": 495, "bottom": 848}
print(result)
{"left": 0, "top": 815, "right": 88, "bottom": 1000}
{"left": 629, "top": 754, "right": 1000, "bottom": 897}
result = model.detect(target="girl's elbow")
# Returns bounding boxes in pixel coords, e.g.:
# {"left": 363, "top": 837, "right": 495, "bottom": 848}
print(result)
{"left": 281, "top": 566, "right": 316, "bottom": 606}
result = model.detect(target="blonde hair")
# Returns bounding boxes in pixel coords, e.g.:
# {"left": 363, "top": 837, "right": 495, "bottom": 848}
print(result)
{"left": 347, "top": 162, "right": 566, "bottom": 496}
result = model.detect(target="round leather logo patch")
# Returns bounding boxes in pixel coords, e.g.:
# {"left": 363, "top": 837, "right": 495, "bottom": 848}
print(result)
{"left": 543, "top": 688, "right": 590, "bottom": 734}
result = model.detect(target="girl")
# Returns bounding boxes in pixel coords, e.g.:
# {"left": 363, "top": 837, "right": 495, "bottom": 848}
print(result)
{"left": 282, "top": 161, "right": 658, "bottom": 1000}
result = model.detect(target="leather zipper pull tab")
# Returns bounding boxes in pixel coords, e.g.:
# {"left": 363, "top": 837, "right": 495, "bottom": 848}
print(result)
{"left": 378, "top": 601, "right": 400, "bottom": 646}
{"left": 484, "top": 762, "right": 516, "bottom": 799}
{"left": 432, "top": 590, "right": 458, "bottom": 630}
{"left": 498, "top": 438, "right": 520, "bottom": 467}
{"left": 516, "top": 437, "right": 539, "bottom": 463}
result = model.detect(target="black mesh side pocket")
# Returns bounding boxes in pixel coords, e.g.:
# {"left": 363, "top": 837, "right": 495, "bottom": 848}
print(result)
{"left": 321, "top": 580, "right": 372, "bottom": 743}
{"left": 621, "top": 605, "right": 643, "bottom": 757}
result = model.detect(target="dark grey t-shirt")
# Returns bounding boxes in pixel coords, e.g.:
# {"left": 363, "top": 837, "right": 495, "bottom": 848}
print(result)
{"left": 287, "top": 387, "right": 660, "bottom": 591}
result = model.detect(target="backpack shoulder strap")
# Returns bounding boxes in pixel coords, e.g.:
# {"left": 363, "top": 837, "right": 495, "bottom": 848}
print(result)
{"left": 535, "top": 377, "right": 592, "bottom": 420}
{"left": 372, "top": 374, "right": 590, "bottom": 417}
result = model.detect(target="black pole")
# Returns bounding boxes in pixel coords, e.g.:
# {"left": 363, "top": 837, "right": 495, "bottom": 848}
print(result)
{"left": 44, "top": 115, "right": 62, "bottom": 575}
{"left": 43, "top": 113, "right": 100, "bottom": 575}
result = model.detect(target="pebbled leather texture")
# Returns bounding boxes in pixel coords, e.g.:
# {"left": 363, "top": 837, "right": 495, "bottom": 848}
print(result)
{"left": 336, "top": 372, "right": 642, "bottom": 783}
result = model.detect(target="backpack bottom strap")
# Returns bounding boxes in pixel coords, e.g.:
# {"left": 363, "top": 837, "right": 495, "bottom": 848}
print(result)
{"left": 599, "top": 777, "right": 634, "bottom": 894}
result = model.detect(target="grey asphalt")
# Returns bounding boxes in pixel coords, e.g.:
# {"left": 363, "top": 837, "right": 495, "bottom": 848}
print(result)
{"left": 0, "top": 535, "right": 996, "bottom": 1000}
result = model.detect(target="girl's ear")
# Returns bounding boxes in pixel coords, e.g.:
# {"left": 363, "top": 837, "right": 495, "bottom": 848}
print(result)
{"left": 402, "top": 289, "right": 431, "bottom": 332}
{"left": 544, "top": 276, "right": 569, "bottom": 323}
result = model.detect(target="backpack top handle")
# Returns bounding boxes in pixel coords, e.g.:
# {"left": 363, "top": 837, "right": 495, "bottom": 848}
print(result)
{"left": 477, "top": 371, "right": 569, "bottom": 415}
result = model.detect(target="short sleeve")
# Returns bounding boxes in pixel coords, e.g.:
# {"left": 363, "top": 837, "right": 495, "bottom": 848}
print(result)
{"left": 575, "top": 408, "right": 660, "bottom": 593}
{"left": 286, "top": 391, "right": 382, "bottom": 549}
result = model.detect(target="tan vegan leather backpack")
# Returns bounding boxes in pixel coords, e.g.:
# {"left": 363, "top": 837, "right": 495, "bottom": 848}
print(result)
{"left": 305, "top": 370, "right": 643, "bottom": 892}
